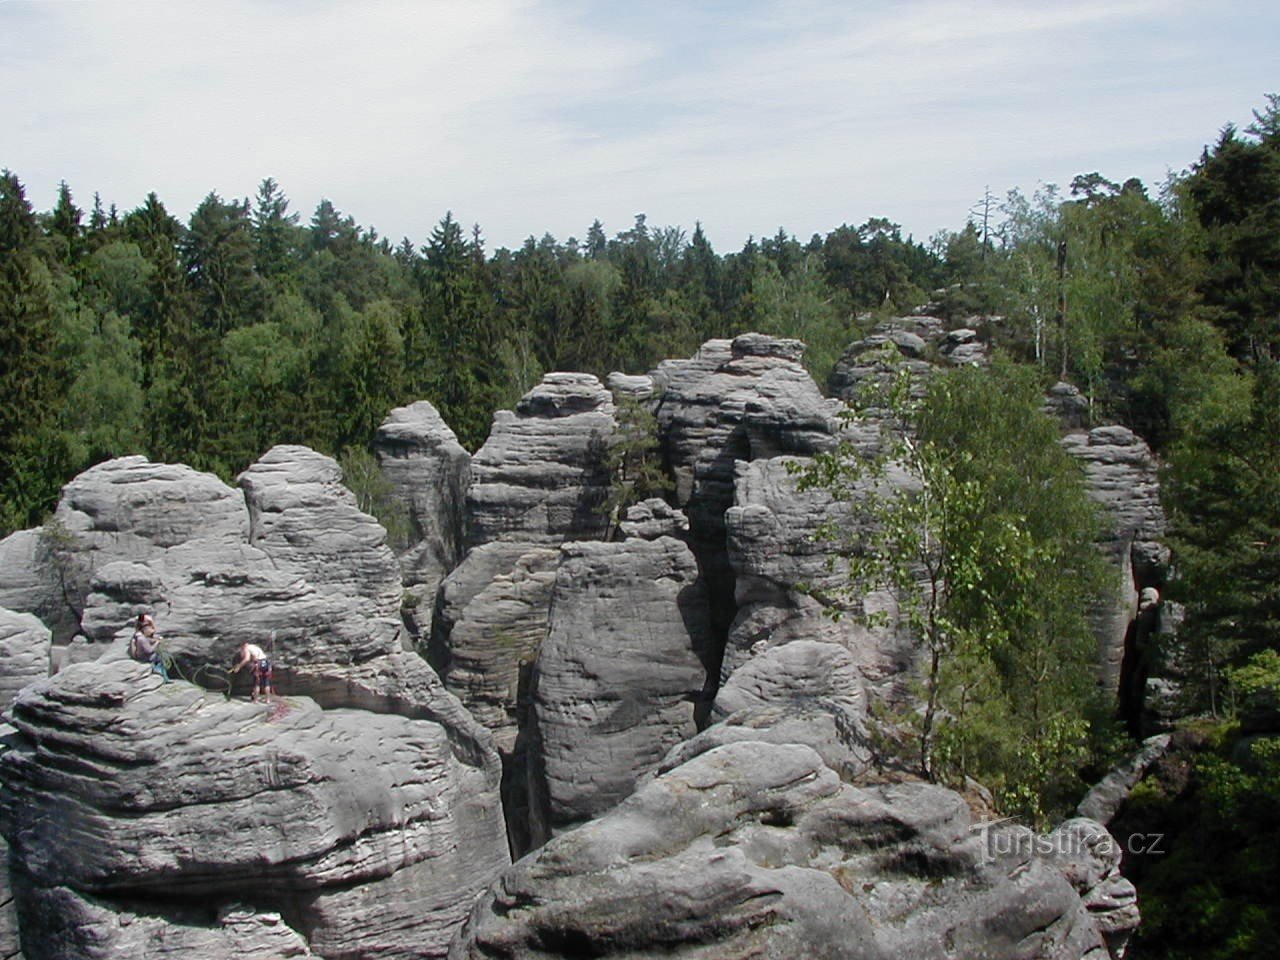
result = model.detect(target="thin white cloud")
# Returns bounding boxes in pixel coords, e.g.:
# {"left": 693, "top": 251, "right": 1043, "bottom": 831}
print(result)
{"left": 1, "top": 0, "right": 1274, "bottom": 250}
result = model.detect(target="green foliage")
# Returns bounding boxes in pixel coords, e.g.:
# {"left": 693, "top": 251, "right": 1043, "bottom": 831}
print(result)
{"left": 338, "top": 446, "right": 411, "bottom": 551}
{"left": 1127, "top": 720, "right": 1280, "bottom": 959}
{"left": 797, "top": 355, "right": 1107, "bottom": 821}
{"left": 600, "top": 394, "right": 671, "bottom": 537}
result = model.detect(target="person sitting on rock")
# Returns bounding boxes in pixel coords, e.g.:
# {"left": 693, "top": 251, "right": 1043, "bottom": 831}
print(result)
{"left": 231, "top": 640, "right": 273, "bottom": 702}
{"left": 129, "top": 613, "right": 169, "bottom": 681}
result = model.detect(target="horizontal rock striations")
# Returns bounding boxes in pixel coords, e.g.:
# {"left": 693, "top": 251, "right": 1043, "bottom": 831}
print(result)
{"left": 528, "top": 537, "right": 712, "bottom": 845}
{"left": 431, "top": 374, "right": 617, "bottom": 754}
{"left": 0, "top": 661, "right": 509, "bottom": 960}
{"left": 451, "top": 741, "right": 1131, "bottom": 960}
{"left": 0, "top": 610, "right": 51, "bottom": 707}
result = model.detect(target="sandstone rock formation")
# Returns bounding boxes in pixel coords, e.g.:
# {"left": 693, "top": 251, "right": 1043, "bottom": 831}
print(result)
{"left": 240, "top": 445, "right": 404, "bottom": 626}
{"left": 1060, "top": 425, "right": 1169, "bottom": 702}
{"left": 431, "top": 541, "right": 559, "bottom": 751}
{"left": 451, "top": 741, "right": 1133, "bottom": 960}
{"left": 430, "top": 374, "right": 616, "bottom": 752}
{"left": 0, "top": 458, "right": 247, "bottom": 653}
{"left": 464, "top": 373, "right": 614, "bottom": 548}
{"left": 528, "top": 537, "right": 712, "bottom": 844}
{"left": 723, "top": 456, "right": 915, "bottom": 702}
{"left": 0, "top": 661, "right": 509, "bottom": 960}
{"left": 0, "top": 610, "right": 51, "bottom": 707}
{"left": 373, "top": 401, "right": 471, "bottom": 638}
{"left": 650, "top": 334, "right": 840, "bottom": 640}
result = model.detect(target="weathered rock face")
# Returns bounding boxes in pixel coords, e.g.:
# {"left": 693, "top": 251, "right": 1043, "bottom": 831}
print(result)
{"left": 0, "top": 661, "right": 510, "bottom": 960}
{"left": 1060, "top": 425, "right": 1168, "bottom": 700}
{"left": 693, "top": 639, "right": 871, "bottom": 779}
{"left": 528, "top": 537, "right": 712, "bottom": 845}
{"left": 374, "top": 401, "right": 472, "bottom": 638}
{"left": 452, "top": 741, "right": 1130, "bottom": 960}
{"left": 240, "top": 445, "right": 404, "bottom": 628}
{"left": 0, "top": 458, "right": 248, "bottom": 649}
{"left": 465, "top": 373, "right": 615, "bottom": 548}
{"left": 0, "top": 529, "right": 80, "bottom": 648}
{"left": 431, "top": 374, "right": 619, "bottom": 753}
{"left": 0, "top": 834, "right": 18, "bottom": 960}
{"left": 81, "top": 541, "right": 396, "bottom": 668}
{"left": 650, "top": 334, "right": 840, "bottom": 644}
{"left": 11, "top": 886, "right": 314, "bottom": 960}
{"left": 724, "top": 456, "right": 916, "bottom": 701}
{"left": 0, "top": 609, "right": 51, "bottom": 707}
{"left": 430, "top": 542, "right": 559, "bottom": 753}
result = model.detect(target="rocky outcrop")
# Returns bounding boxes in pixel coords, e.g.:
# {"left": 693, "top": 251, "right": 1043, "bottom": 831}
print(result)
{"left": 724, "top": 456, "right": 916, "bottom": 701}
{"left": 687, "top": 639, "right": 871, "bottom": 779}
{"left": 0, "top": 459, "right": 248, "bottom": 652}
{"left": 374, "top": 401, "right": 471, "bottom": 638}
{"left": 0, "top": 661, "right": 510, "bottom": 960}
{"left": 829, "top": 316, "right": 988, "bottom": 402}
{"left": 0, "top": 835, "right": 18, "bottom": 960}
{"left": 431, "top": 374, "right": 618, "bottom": 751}
{"left": 1060, "top": 425, "right": 1168, "bottom": 699}
{"left": 464, "top": 373, "right": 615, "bottom": 548}
{"left": 239, "top": 445, "right": 403, "bottom": 627}
{"left": 452, "top": 741, "right": 1131, "bottom": 960}
{"left": 11, "top": 887, "right": 314, "bottom": 960}
{"left": 528, "top": 537, "right": 712, "bottom": 844}
{"left": 617, "top": 498, "right": 688, "bottom": 540}
{"left": 0, "top": 529, "right": 79, "bottom": 649}
{"left": 430, "top": 542, "right": 558, "bottom": 752}
{"left": 650, "top": 334, "right": 840, "bottom": 641}
{"left": 0, "top": 610, "right": 51, "bottom": 707}
{"left": 1077, "top": 734, "right": 1174, "bottom": 825}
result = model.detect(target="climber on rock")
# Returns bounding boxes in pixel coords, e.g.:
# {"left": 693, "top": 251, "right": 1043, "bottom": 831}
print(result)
{"left": 231, "top": 640, "right": 274, "bottom": 703}
{"left": 129, "top": 612, "right": 170, "bottom": 681}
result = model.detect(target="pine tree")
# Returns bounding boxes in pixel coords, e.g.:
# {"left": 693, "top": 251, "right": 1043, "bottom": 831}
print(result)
{"left": 0, "top": 171, "right": 69, "bottom": 532}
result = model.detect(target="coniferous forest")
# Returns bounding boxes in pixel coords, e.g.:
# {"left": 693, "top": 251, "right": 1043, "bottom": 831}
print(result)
{"left": 3, "top": 97, "right": 1280, "bottom": 958}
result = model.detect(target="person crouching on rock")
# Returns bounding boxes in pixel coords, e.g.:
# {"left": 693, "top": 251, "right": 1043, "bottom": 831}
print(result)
{"left": 129, "top": 613, "right": 169, "bottom": 681}
{"left": 232, "top": 641, "right": 273, "bottom": 702}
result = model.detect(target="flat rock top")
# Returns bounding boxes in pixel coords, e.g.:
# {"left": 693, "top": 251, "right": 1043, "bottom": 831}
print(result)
{"left": 376, "top": 400, "right": 466, "bottom": 453}
{"left": 514, "top": 373, "right": 612, "bottom": 418}
{"left": 2, "top": 661, "right": 462, "bottom": 892}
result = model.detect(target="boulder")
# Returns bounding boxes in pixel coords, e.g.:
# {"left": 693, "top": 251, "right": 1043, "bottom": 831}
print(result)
{"left": 0, "top": 609, "right": 51, "bottom": 706}
{"left": 528, "top": 537, "right": 712, "bottom": 844}
{"left": 0, "top": 661, "right": 510, "bottom": 960}
{"left": 451, "top": 741, "right": 1121, "bottom": 960}
{"left": 373, "top": 401, "right": 471, "bottom": 638}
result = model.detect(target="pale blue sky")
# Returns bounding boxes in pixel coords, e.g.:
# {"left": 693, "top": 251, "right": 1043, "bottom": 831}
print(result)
{"left": 3, "top": 0, "right": 1276, "bottom": 251}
